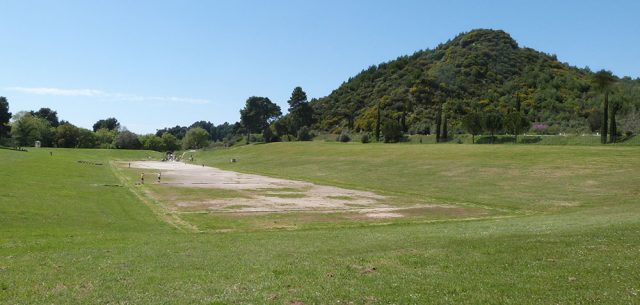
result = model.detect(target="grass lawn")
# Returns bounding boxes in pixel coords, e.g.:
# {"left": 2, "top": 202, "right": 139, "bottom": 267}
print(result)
{"left": 1, "top": 144, "right": 639, "bottom": 304}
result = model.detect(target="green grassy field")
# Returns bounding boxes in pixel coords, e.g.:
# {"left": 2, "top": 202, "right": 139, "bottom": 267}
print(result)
{"left": 2, "top": 144, "right": 639, "bottom": 304}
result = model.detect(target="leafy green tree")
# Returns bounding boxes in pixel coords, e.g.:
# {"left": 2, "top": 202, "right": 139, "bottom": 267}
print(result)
{"left": 608, "top": 94, "right": 628, "bottom": 143}
{"left": 0, "top": 97, "right": 11, "bottom": 139}
{"left": 592, "top": 70, "right": 617, "bottom": 144}
{"left": 239, "top": 96, "right": 282, "bottom": 143}
{"left": 95, "top": 128, "right": 117, "bottom": 148}
{"left": 273, "top": 117, "right": 290, "bottom": 138}
{"left": 31, "top": 108, "right": 59, "bottom": 127}
{"left": 189, "top": 121, "right": 215, "bottom": 140}
{"left": 161, "top": 132, "right": 180, "bottom": 151}
{"left": 587, "top": 109, "right": 602, "bottom": 132}
{"left": 115, "top": 129, "right": 141, "bottom": 149}
{"left": 296, "top": 126, "right": 313, "bottom": 141}
{"left": 93, "top": 118, "right": 120, "bottom": 132}
{"left": 55, "top": 123, "right": 80, "bottom": 148}
{"left": 504, "top": 112, "right": 531, "bottom": 143}
{"left": 11, "top": 113, "right": 54, "bottom": 146}
{"left": 375, "top": 99, "right": 382, "bottom": 142}
{"left": 77, "top": 128, "right": 97, "bottom": 148}
{"left": 155, "top": 125, "right": 188, "bottom": 139}
{"left": 262, "top": 126, "right": 277, "bottom": 143}
{"left": 211, "top": 122, "right": 234, "bottom": 142}
{"left": 182, "top": 127, "right": 209, "bottom": 149}
{"left": 139, "top": 134, "right": 166, "bottom": 151}
{"left": 483, "top": 113, "right": 503, "bottom": 144}
{"left": 287, "top": 87, "right": 314, "bottom": 132}
{"left": 462, "top": 112, "right": 483, "bottom": 144}
{"left": 382, "top": 119, "right": 403, "bottom": 143}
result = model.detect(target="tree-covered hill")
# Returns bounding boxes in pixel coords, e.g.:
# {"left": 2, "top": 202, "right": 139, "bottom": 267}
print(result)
{"left": 311, "top": 29, "right": 640, "bottom": 136}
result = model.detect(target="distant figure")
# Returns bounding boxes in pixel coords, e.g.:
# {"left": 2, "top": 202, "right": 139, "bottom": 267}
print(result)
{"left": 140, "top": 173, "right": 145, "bottom": 184}
{"left": 128, "top": 162, "right": 131, "bottom": 168}
{"left": 202, "top": 164, "right": 204, "bottom": 167}
{"left": 157, "top": 172, "right": 161, "bottom": 183}
{"left": 49, "top": 151, "right": 53, "bottom": 156}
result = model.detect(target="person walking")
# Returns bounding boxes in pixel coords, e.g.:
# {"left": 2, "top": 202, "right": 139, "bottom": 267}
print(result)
{"left": 140, "top": 173, "right": 145, "bottom": 184}
{"left": 157, "top": 172, "right": 161, "bottom": 184}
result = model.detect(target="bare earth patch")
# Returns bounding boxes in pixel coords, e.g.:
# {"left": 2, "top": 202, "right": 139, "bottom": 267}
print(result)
{"left": 128, "top": 161, "right": 391, "bottom": 213}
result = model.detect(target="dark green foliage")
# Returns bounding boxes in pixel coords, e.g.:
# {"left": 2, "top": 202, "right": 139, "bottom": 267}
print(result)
{"left": 272, "top": 117, "right": 291, "bottom": 139}
{"left": 462, "top": 113, "right": 483, "bottom": 144}
{"left": 0, "top": 97, "right": 11, "bottom": 138}
{"left": 77, "top": 128, "right": 97, "bottom": 148}
{"left": 592, "top": 70, "right": 617, "bottom": 144}
{"left": 189, "top": 121, "right": 215, "bottom": 139}
{"left": 92, "top": 117, "right": 120, "bottom": 132}
{"left": 287, "top": 87, "right": 314, "bottom": 132}
{"left": 155, "top": 125, "right": 188, "bottom": 139}
{"left": 297, "top": 126, "right": 313, "bottom": 141}
{"left": 360, "top": 133, "right": 370, "bottom": 143}
{"left": 55, "top": 123, "right": 80, "bottom": 148}
{"left": 211, "top": 122, "right": 234, "bottom": 142}
{"left": 115, "top": 130, "right": 142, "bottom": 149}
{"left": 31, "top": 108, "right": 59, "bottom": 127}
{"left": 240, "top": 96, "right": 282, "bottom": 143}
{"left": 483, "top": 113, "right": 504, "bottom": 144}
{"left": 337, "top": 131, "right": 351, "bottom": 142}
{"left": 262, "top": 126, "right": 276, "bottom": 143}
{"left": 382, "top": 119, "right": 403, "bottom": 143}
{"left": 310, "top": 29, "right": 640, "bottom": 138}
{"left": 587, "top": 110, "right": 602, "bottom": 132}
{"left": 504, "top": 112, "right": 531, "bottom": 143}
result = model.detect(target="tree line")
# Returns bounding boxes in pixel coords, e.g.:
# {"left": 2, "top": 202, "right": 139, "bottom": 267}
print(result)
{"left": 0, "top": 68, "right": 635, "bottom": 151}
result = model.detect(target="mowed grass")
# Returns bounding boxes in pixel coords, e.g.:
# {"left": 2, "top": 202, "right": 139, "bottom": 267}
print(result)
{"left": 194, "top": 142, "right": 639, "bottom": 213}
{"left": 1, "top": 144, "right": 639, "bottom": 304}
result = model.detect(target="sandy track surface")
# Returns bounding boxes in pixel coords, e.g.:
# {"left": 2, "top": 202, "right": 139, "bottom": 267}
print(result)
{"left": 128, "top": 161, "right": 389, "bottom": 213}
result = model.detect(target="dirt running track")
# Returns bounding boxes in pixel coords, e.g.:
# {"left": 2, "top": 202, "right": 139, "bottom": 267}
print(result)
{"left": 127, "top": 161, "right": 407, "bottom": 216}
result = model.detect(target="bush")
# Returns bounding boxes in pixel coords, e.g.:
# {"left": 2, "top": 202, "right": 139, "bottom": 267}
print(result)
{"left": 337, "top": 131, "right": 350, "bottom": 142}
{"left": 115, "top": 130, "right": 142, "bottom": 149}
{"left": 182, "top": 127, "right": 210, "bottom": 149}
{"left": 382, "top": 119, "right": 403, "bottom": 143}
{"left": 360, "top": 134, "right": 370, "bottom": 143}
{"left": 297, "top": 126, "right": 313, "bottom": 141}
{"left": 262, "top": 127, "right": 277, "bottom": 143}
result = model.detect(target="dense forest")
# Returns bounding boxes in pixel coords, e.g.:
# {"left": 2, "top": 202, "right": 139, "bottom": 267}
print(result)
{"left": 311, "top": 29, "right": 640, "bottom": 138}
{"left": 2, "top": 29, "right": 639, "bottom": 150}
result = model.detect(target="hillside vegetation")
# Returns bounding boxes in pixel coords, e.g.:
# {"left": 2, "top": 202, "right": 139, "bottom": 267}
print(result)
{"left": 312, "top": 29, "right": 640, "bottom": 136}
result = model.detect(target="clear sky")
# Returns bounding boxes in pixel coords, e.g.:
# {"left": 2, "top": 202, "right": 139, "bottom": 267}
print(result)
{"left": 1, "top": 0, "right": 638, "bottom": 133}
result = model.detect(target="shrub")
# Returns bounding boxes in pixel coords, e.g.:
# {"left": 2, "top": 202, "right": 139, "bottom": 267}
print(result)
{"left": 360, "top": 134, "right": 369, "bottom": 143}
{"left": 182, "top": 127, "right": 209, "bottom": 149}
{"left": 262, "top": 127, "right": 277, "bottom": 143}
{"left": 297, "top": 126, "right": 313, "bottom": 141}
{"left": 382, "top": 119, "right": 403, "bottom": 143}
{"left": 337, "top": 131, "right": 351, "bottom": 142}
{"left": 115, "top": 130, "right": 142, "bottom": 149}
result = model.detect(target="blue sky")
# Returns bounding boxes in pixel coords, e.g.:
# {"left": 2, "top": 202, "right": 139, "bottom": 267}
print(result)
{"left": 1, "top": 0, "right": 639, "bottom": 133}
